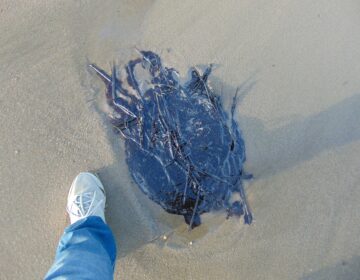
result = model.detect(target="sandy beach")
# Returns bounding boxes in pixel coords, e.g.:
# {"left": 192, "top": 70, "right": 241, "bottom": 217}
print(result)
{"left": 1, "top": 1, "right": 360, "bottom": 279}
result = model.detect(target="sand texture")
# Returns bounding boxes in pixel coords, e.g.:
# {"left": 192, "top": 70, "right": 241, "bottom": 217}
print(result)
{"left": 1, "top": 1, "right": 360, "bottom": 279}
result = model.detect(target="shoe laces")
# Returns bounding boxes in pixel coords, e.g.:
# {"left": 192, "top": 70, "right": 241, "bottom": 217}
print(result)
{"left": 67, "top": 191, "right": 104, "bottom": 219}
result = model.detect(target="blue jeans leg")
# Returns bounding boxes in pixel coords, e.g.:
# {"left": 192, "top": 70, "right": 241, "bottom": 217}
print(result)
{"left": 45, "top": 216, "right": 117, "bottom": 280}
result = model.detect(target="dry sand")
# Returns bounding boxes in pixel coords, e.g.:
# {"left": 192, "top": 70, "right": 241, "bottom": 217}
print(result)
{"left": 1, "top": 1, "right": 360, "bottom": 279}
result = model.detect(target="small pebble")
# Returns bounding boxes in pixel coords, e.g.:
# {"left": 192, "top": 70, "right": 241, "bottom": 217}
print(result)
{"left": 14, "top": 150, "right": 19, "bottom": 155}
{"left": 189, "top": 241, "right": 193, "bottom": 246}
{"left": 163, "top": 235, "right": 167, "bottom": 240}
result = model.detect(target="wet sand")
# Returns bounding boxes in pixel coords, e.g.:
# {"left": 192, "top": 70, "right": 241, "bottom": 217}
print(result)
{"left": 1, "top": 1, "right": 360, "bottom": 279}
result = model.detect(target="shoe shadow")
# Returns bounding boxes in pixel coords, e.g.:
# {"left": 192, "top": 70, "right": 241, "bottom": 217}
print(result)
{"left": 93, "top": 127, "right": 182, "bottom": 257}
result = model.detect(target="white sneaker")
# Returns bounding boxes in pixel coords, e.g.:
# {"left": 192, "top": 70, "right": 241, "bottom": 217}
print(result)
{"left": 66, "top": 172, "right": 106, "bottom": 224}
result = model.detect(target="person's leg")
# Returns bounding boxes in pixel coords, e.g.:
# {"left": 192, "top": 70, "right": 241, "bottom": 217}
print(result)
{"left": 45, "top": 172, "right": 117, "bottom": 280}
